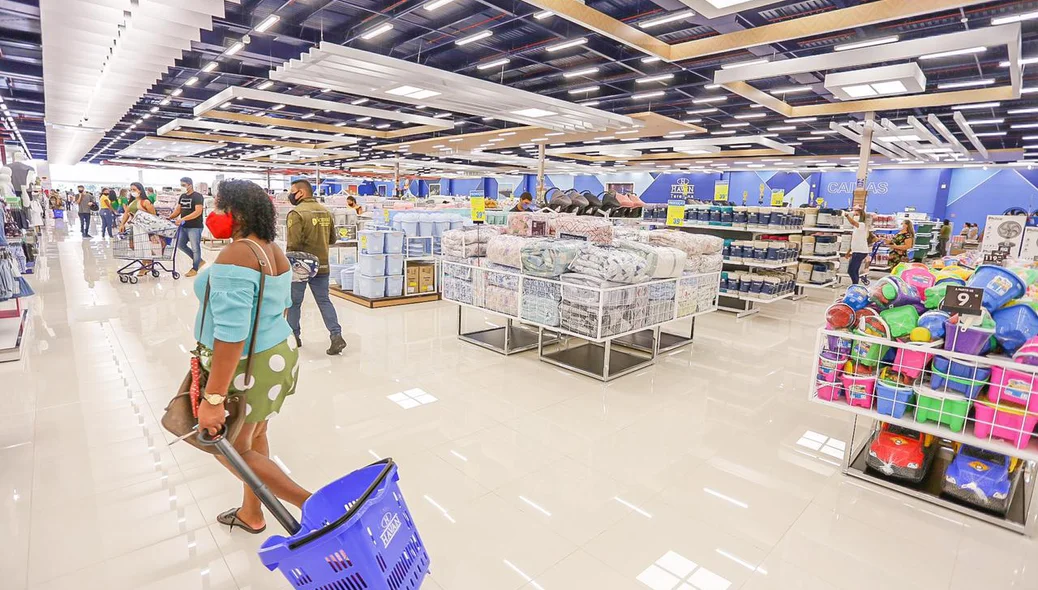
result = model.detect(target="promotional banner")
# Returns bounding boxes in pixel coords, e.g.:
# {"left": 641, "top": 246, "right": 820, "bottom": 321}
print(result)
{"left": 713, "top": 179, "right": 729, "bottom": 202}
{"left": 470, "top": 196, "right": 486, "bottom": 223}
{"left": 770, "top": 189, "right": 786, "bottom": 206}
{"left": 1018, "top": 226, "right": 1038, "bottom": 260}
{"left": 980, "top": 214, "right": 1026, "bottom": 254}
{"left": 666, "top": 199, "right": 686, "bottom": 227}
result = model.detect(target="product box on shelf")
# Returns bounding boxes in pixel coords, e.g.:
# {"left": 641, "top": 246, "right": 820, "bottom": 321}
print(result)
{"left": 419, "top": 264, "right": 436, "bottom": 293}
{"left": 406, "top": 266, "right": 420, "bottom": 295}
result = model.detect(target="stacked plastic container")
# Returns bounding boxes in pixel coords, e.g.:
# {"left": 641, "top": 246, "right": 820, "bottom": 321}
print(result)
{"left": 355, "top": 230, "right": 406, "bottom": 298}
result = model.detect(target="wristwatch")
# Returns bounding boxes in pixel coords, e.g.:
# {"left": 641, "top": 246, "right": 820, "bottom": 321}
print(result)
{"left": 203, "top": 392, "right": 227, "bottom": 406}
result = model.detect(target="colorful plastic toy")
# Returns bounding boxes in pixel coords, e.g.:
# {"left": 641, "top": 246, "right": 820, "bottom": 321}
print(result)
{"left": 842, "top": 285, "right": 870, "bottom": 311}
{"left": 817, "top": 351, "right": 845, "bottom": 401}
{"left": 931, "top": 356, "right": 990, "bottom": 399}
{"left": 880, "top": 305, "right": 920, "bottom": 339}
{"left": 944, "top": 317, "right": 995, "bottom": 356}
{"left": 914, "top": 387, "right": 972, "bottom": 433}
{"left": 841, "top": 372, "right": 877, "bottom": 408}
{"left": 967, "top": 265, "right": 1026, "bottom": 312}
{"left": 942, "top": 445, "right": 1018, "bottom": 514}
{"left": 900, "top": 266, "right": 936, "bottom": 299}
{"left": 992, "top": 301, "right": 1038, "bottom": 355}
{"left": 876, "top": 369, "right": 915, "bottom": 418}
{"left": 865, "top": 423, "right": 936, "bottom": 483}
{"left": 923, "top": 278, "right": 965, "bottom": 309}
{"left": 870, "top": 275, "right": 921, "bottom": 308}
{"left": 917, "top": 310, "right": 950, "bottom": 340}
{"left": 972, "top": 399, "right": 1038, "bottom": 449}
{"left": 825, "top": 302, "right": 856, "bottom": 331}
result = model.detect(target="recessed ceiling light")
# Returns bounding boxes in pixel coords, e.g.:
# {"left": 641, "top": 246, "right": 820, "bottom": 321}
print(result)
{"left": 721, "top": 58, "right": 768, "bottom": 70}
{"left": 476, "top": 58, "right": 510, "bottom": 70}
{"left": 257, "top": 81, "right": 274, "bottom": 90}
{"left": 361, "top": 23, "right": 393, "bottom": 40}
{"left": 456, "top": 30, "right": 492, "bottom": 46}
{"left": 563, "top": 67, "right": 599, "bottom": 78}
{"left": 545, "top": 38, "right": 587, "bottom": 52}
{"left": 255, "top": 14, "right": 281, "bottom": 32}
{"left": 920, "top": 46, "right": 986, "bottom": 60}
{"left": 533, "top": 10, "right": 553, "bottom": 19}
{"left": 386, "top": 85, "right": 441, "bottom": 99}
{"left": 834, "top": 36, "right": 900, "bottom": 52}
{"left": 638, "top": 9, "right": 695, "bottom": 29}
{"left": 937, "top": 79, "right": 995, "bottom": 89}
{"left": 568, "top": 85, "right": 600, "bottom": 94}
{"left": 636, "top": 73, "right": 674, "bottom": 84}
{"left": 424, "top": 0, "right": 454, "bottom": 10}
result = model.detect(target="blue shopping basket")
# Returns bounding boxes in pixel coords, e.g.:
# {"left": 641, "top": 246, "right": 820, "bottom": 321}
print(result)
{"left": 199, "top": 429, "right": 430, "bottom": 590}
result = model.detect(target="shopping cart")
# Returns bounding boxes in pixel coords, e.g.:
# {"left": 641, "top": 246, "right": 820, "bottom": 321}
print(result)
{"left": 114, "top": 225, "right": 180, "bottom": 284}
{"left": 198, "top": 428, "right": 430, "bottom": 590}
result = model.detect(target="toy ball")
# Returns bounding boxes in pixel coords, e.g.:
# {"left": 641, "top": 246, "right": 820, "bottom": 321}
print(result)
{"left": 917, "top": 310, "right": 950, "bottom": 339}
{"left": 842, "top": 285, "right": 870, "bottom": 310}
{"left": 824, "top": 303, "right": 856, "bottom": 330}
{"left": 909, "top": 327, "right": 931, "bottom": 342}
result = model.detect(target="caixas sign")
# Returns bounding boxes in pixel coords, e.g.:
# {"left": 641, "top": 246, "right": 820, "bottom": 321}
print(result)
{"left": 826, "top": 181, "right": 889, "bottom": 195}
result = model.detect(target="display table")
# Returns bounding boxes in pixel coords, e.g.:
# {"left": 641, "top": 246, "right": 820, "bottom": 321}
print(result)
{"left": 811, "top": 328, "right": 1038, "bottom": 534}
{"left": 442, "top": 260, "right": 720, "bottom": 380}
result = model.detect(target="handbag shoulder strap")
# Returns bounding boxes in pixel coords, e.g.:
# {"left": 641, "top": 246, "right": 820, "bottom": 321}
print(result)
{"left": 237, "top": 239, "right": 270, "bottom": 381}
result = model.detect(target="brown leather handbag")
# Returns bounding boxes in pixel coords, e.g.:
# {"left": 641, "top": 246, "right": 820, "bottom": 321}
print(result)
{"left": 162, "top": 244, "right": 268, "bottom": 454}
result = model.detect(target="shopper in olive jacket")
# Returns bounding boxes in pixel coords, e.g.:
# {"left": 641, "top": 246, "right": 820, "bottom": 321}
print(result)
{"left": 286, "top": 179, "right": 346, "bottom": 355}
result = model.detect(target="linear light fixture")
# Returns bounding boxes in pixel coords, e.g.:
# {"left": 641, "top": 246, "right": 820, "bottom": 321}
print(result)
{"left": 768, "top": 126, "right": 795, "bottom": 131}
{"left": 638, "top": 9, "right": 695, "bottom": 29}
{"left": 255, "top": 14, "right": 280, "bottom": 32}
{"left": 581, "top": 100, "right": 600, "bottom": 107}
{"left": 920, "top": 46, "right": 986, "bottom": 60}
{"left": 688, "top": 108, "right": 718, "bottom": 114}
{"left": 185, "top": 76, "right": 199, "bottom": 86}
{"left": 564, "top": 67, "right": 599, "bottom": 78}
{"left": 721, "top": 58, "right": 768, "bottom": 70}
{"left": 456, "top": 30, "right": 492, "bottom": 46}
{"left": 786, "top": 117, "right": 816, "bottom": 123}
{"left": 937, "top": 79, "right": 995, "bottom": 89}
{"left": 202, "top": 62, "right": 218, "bottom": 73}
{"left": 1000, "top": 57, "right": 1038, "bottom": 67}
{"left": 952, "top": 102, "right": 1000, "bottom": 110}
{"left": 975, "top": 131, "right": 1008, "bottom": 136}
{"left": 734, "top": 113, "right": 767, "bottom": 119}
{"left": 1009, "top": 107, "right": 1038, "bottom": 114}
{"left": 721, "top": 122, "right": 749, "bottom": 128}
{"left": 546, "top": 38, "right": 587, "bottom": 52}
{"left": 811, "top": 130, "right": 838, "bottom": 135}
{"left": 632, "top": 90, "right": 664, "bottom": 99}
{"left": 636, "top": 73, "right": 674, "bottom": 84}
{"left": 533, "top": 10, "right": 553, "bottom": 19}
{"left": 993, "top": 10, "right": 1038, "bottom": 25}
{"left": 1012, "top": 123, "right": 1038, "bottom": 129}
{"left": 967, "top": 118, "right": 1004, "bottom": 125}
{"left": 171, "top": 88, "right": 183, "bottom": 97}
{"left": 642, "top": 56, "right": 663, "bottom": 64}
{"left": 710, "top": 130, "right": 738, "bottom": 135}
{"left": 424, "top": 0, "right": 454, "bottom": 10}
{"left": 770, "top": 86, "right": 812, "bottom": 94}
{"left": 361, "top": 23, "right": 393, "bottom": 40}
{"left": 834, "top": 36, "right": 899, "bottom": 52}
{"left": 257, "top": 81, "right": 274, "bottom": 90}
{"left": 386, "top": 85, "right": 442, "bottom": 99}
{"left": 477, "top": 58, "right": 510, "bottom": 71}
{"left": 693, "top": 96, "right": 726, "bottom": 104}
{"left": 224, "top": 41, "right": 245, "bottom": 56}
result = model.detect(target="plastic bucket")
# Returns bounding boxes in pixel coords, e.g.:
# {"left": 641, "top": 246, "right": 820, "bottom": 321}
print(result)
{"left": 931, "top": 356, "right": 990, "bottom": 399}
{"left": 988, "top": 365, "right": 1038, "bottom": 410}
{"left": 401, "top": 221, "right": 419, "bottom": 236}
{"left": 923, "top": 280, "right": 964, "bottom": 309}
{"left": 972, "top": 399, "right": 1038, "bottom": 449}
{"left": 880, "top": 305, "right": 920, "bottom": 339}
{"left": 843, "top": 285, "right": 870, "bottom": 311}
{"left": 915, "top": 388, "right": 972, "bottom": 433}
{"left": 876, "top": 380, "right": 914, "bottom": 418}
{"left": 944, "top": 320, "right": 995, "bottom": 355}
{"left": 825, "top": 303, "right": 856, "bottom": 330}
{"left": 891, "top": 346, "right": 934, "bottom": 380}
{"left": 841, "top": 373, "right": 877, "bottom": 408}
{"left": 993, "top": 302, "right": 1038, "bottom": 354}
{"left": 917, "top": 310, "right": 950, "bottom": 340}
{"left": 825, "top": 334, "right": 852, "bottom": 357}
{"left": 900, "top": 266, "right": 935, "bottom": 299}
{"left": 817, "top": 351, "right": 844, "bottom": 401}
{"left": 870, "top": 276, "right": 920, "bottom": 308}
{"left": 967, "top": 265, "right": 1026, "bottom": 312}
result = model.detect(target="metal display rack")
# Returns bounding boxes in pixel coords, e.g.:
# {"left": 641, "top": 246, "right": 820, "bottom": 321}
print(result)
{"left": 810, "top": 329, "right": 1038, "bottom": 534}
{"left": 0, "top": 298, "right": 29, "bottom": 363}
{"left": 644, "top": 220, "right": 802, "bottom": 318}
{"left": 795, "top": 225, "right": 846, "bottom": 299}
{"left": 442, "top": 260, "right": 720, "bottom": 380}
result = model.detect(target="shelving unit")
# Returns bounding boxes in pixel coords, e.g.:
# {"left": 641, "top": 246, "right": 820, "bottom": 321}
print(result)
{"left": 0, "top": 300, "right": 29, "bottom": 363}
{"left": 644, "top": 221, "right": 802, "bottom": 318}
{"left": 796, "top": 226, "right": 846, "bottom": 298}
{"left": 723, "top": 258, "right": 798, "bottom": 270}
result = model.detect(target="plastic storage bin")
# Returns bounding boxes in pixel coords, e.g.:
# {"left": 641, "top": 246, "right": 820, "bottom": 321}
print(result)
{"left": 358, "top": 230, "right": 386, "bottom": 254}
{"left": 353, "top": 275, "right": 387, "bottom": 299}
{"left": 339, "top": 266, "right": 356, "bottom": 291}
{"left": 817, "top": 351, "right": 845, "bottom": 401}
{"left": 841, "top": 373, "right": 877, "bottom": 408}
{"left": 972, "top": 399, "right": 1038, "bottom": 449}
{"left": 988, "top": 364, "right": 1038, "bottom": 411}
{"left": 358, "top": 254, "right": 387, "bottom": 277}
{"left": 385, "top": 275, "right": 404, "bottom": 297}
{"left": 967, "top": 265, "right": 1026, "bottom": 312}
{"left": 931, "top": 356, "right": 990, "bottom": 399}
{"left": 914, "top": 387, "right": 971, "bottom": 432}
{"left": 876, "top": 380, "right": 915, "bottom": 418}
{"left": 384, "top": 253, "right": 405, "bottom": 276}
{"left": 890, "top": 345, "right": 934, "bottom": 380}
{"left": 384, "top": 231, "right": 405, "bottom": 254}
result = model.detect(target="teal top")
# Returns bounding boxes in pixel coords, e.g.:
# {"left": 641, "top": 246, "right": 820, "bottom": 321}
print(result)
{"left": 193, "top": 263, "right": 293, "bottom": 355}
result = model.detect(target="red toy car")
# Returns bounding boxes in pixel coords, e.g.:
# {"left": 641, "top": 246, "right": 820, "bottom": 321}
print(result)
{"left": 865, "top": 423, "right": 936, "bottom": 483}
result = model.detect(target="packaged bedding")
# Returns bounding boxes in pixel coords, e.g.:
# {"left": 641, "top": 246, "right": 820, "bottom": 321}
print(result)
{"left": 647, "top": 229, "right": 723, "bottom": 257}
{"left": 685, "top": 253, "right": 724, "bottom": 273}
{"left": 521, "top": 295, "right": 561, "bottom": 326}
{"left": 560, "top": 301, "right": 649, "bottom": 338}
{"left": 616, "top": 240, "right": 686, "bottom": 279}
{"left": 568, "top": 244, "right": 650, "bottom": 284}
{"left": 441, "top": 225, "right": 502, "bottom": 258}
{"left": 484, "top": 285, "right": 519, "bottom": 317}
{"left": 484, "top": 263, "right": 520, "bottom": 290}
{"left": 552, "top": 215, "right": 614, "bottom": 244}
{"left": 561, "top": 273, "right": 648, "bottom": 307}
{"left": 442, "top": 256, "right": 482, "bottom": 281}
{"left": 520, "top": 239, "right": 586, "bottom": 278}
{"left": 523, "top": 277, "right": 561, "bottom": 301}
{"left": 507, "top": 211, "right": 555, "bottom": 237}
{"left": 486, "top": 234, "right": 527, "bottom": 269}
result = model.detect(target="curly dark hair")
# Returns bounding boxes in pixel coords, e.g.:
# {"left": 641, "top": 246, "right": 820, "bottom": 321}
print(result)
{"left": 216, "top": 179, "right": 276, "bottom": 241}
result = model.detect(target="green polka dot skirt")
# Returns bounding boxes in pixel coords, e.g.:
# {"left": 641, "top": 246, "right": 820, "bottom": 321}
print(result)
{"left": 201, "top": 335, "right": 300, "bottom": 423}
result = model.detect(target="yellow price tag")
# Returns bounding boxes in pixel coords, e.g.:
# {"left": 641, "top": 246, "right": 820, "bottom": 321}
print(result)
{"left": 714, "top": 181, "right": 729, "bottom": 202}
{"left": 470, "top": 196, "right": 486, "bottom": 223}
{"left": 770, "top": 189, "right": 786, "bottom": 206}
{"left": 666, "top": 199, "right": 685, "bottom": 227}
{"left": 383, "top": 208, "right": 390, "bottom": 222}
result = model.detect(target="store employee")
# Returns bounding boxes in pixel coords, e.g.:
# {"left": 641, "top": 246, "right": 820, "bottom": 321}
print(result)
{"left": 169, "top": 176, "right": 205, "bottom": 277}
{"left": 511, "top": 192, "right": 534, "bottom": 212}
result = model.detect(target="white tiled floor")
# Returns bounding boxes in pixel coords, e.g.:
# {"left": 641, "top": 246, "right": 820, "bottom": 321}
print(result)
{"left": 3, "top": 222, "right": 1038, "bottom": 590}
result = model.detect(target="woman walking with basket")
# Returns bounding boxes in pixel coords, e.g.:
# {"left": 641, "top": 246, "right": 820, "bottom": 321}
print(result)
{"left": 188, "top": 179, "right": 311, "bottom": 533}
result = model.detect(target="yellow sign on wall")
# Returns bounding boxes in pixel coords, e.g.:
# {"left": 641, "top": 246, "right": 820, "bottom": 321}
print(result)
{"left": 714, "top": 180, "right": 729, "bottom": 202}
{"left": 771, "top": 189, "right": 786, "bottom": 206}
{"left": 470, "top": 196, "right": 486, "bottom": 223}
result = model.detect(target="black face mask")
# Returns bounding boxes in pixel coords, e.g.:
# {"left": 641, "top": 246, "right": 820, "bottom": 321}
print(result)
{"left": 288, "top": 191, "right": 302, "bottom": 206}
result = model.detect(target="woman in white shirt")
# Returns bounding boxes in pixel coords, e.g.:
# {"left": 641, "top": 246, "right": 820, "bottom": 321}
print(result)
{"left": 845, "top": 208, "right": 870, "bottom": 285}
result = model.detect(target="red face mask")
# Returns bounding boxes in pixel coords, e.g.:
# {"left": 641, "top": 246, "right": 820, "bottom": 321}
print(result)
{"left": 205, "top": 211, "right": 234, "bottom": 239}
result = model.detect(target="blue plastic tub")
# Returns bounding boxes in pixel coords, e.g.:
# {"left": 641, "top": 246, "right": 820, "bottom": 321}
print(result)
{"left": 993, "top": 302, "right": 1038, "bottom": 354}
{"left": 876, "top": 380, "right": 915, "bottom": 418}
{"left": 259, "top": 460, "right": 429, "bottom": 590}
{"left": 931, "top": 356, "right": 990, "bottom": 399}
{"left": 967, "top": 265, "right": 1026, "bottom": 312}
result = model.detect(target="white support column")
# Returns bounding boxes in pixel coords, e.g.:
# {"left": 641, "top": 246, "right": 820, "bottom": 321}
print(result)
{"left": 854, "top": 111, "right": 875, "bottom": 210}
{"left": 536, "top": 144, "right": 546, "bottom": 203}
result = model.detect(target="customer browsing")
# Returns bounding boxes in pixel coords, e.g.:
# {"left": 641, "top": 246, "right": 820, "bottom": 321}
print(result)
{"left": 169, "top": 176, "right": 206, "bottom": 277}
{"left": 286, "top": 180, "right": 346, "bottom": 355}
